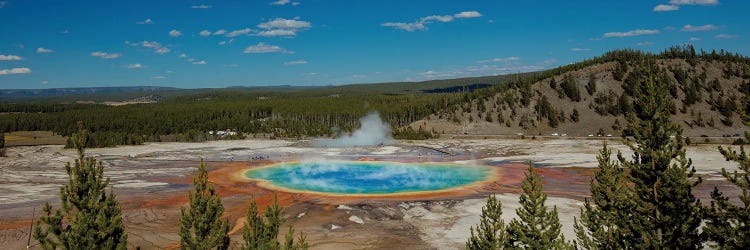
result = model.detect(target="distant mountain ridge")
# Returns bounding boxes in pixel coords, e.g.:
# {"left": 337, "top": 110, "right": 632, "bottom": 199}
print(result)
{"left": 0, "top": 86, "right": 179, "bottom": 99}
{"left": 0, "top": 74, "right": 529, "bottom": 103}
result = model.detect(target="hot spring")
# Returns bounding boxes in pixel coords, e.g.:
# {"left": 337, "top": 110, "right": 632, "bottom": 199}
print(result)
{"left": 244, "top": 161, "right": 493, "bottom": 195}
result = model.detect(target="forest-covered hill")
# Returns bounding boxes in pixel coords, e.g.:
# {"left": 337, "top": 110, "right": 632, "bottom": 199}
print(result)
{"left": 412, "top": 45, "right": 750, "bottom": 138}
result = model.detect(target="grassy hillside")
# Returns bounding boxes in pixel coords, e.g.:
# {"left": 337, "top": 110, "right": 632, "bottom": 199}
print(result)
{"left": 414, "top": 45, "right": 750, "bottom": 137}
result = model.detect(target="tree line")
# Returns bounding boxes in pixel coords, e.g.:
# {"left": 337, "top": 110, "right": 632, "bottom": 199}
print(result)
{"left": 0, "top": 93, "right": 463, "bottom": 147}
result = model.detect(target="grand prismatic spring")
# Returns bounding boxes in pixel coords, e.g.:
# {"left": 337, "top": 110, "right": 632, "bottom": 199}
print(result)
{"left": 244, "top": 161, "right": 493, "bottom": 195}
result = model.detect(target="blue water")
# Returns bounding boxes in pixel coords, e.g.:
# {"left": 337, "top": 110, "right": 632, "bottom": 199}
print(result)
{"left": 245, "top": 161, "right": 491, "bottom": 194}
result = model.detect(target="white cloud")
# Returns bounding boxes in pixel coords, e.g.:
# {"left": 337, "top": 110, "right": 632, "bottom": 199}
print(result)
{"left": 715, "top": 34, "right": 738, "bottom": 39}
{"left": 476, "top": 57, "right": 521, "bottom": 64}
{"left": 257, "top": 29, "right": 296, "bottom": 37}
{"left": 243, "top": 42, "right": 287, "bottom": 54}
{"left": 192, "top": 60, "right": 207, "bottom": 65}
{"left": 0, "top": 67, "right": 31, "bottom": 75}
{"left": 669, "top": 0, "right": 718, "bottom": 5}
{"left": 152, "top": 76, "right": 166, "bottom": 79}
{"left": 169, "top": 30, "right": 183, "bottom": 37}
{"left": 284, "top": 60, "right": 307, "bottom": 65}
{"left": 258, "top": 18, "right": 311, "bottom": 30}
{"left": 454, "top": 11, "right": 482, "bottom": 18}
{"left": 91, "top": 51, "right": 121, "bottom": 59}
{"left": 653, "top": 4, "right": 679, "bottom": 11}
{"left": 225, "top": 28, "right": 253, "bottom": 37}
{"left": 41, "top": 80, "right": 48, "bottom": 84}
{"left": 126, "top": 63, "right": 145, "bottom": 69}
{"left": 422, "top": 15, "right": 454, "bottom": 23}
{"left": 603, "top": 29, "right": 660, "bottom": 38}
{"left": 270, "top": 0, "right": 290, "bottom": 5}
{"left": 254, "top": 18, "right": 311, "bottom": 37}
{"left": 36, "top": 47, "right": 54, "bottom": 53}
{"left": 382, "top": 22, "right": 426, "bottom": 32}
{"left": 420, "top": 70, "right": 458, "bottom": 79}
{"left": 137, "top": 18, "right": 153, "bottom": 25}
{"left": 179, "top": 53, "right": 188, "bottom": 58}
{"left": 417, "top": 63, "right": 543, "bottom": 81}
{"left": 382, "top": 11, "right": 482, "bottom": 32}
{"left": 689, "top": 37, "right": 701, "bottom": 41}
{"left": 0, "top": 2, "right": 6, "bottom": 9}
{"left": 637, "top": 41, "right": 654, "bottom": 46}
{"left": 292, "top": 2, "right": 300, "bottom": 6}
{"left": 191, "top": 4, "right": 212, "bottom": 9}
{"left": 126, "top": 41, "right": 170, "bottom": 54}
{"left": 210, "top": 21, "right": 308, "bottom": 38}
{"left": 186, "top": 58, "right": 195, "bottom": 62}
{"left": 0, "top": 55, "right": 22, "bottom": 60}
{"left": 681, "top": 24, "right": 718, "bottom": 32}
{"left": 219, "top": 41, "right": 227, "bottom": 45}
{"left": 570, "top": 48, "right": 591, "bottom": 52}
{"left": 156, "top": 47, "right": 170, "bottom": 54}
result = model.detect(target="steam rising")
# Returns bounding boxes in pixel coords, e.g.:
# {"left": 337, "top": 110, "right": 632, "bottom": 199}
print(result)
{"left": 316, "top": 112, "right": 393, "bottom": 147}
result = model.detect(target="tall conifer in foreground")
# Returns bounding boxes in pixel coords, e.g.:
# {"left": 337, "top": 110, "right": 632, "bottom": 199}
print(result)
{"left": 34, "top": 123, "right": 128, "bottom": 249}
{"left": 242, "top": 195, "right": 308, "bottom": 250}
{"left": 178, "top": 161, "right": 230, "bottom": 250}
{"left": 574, "top": 141, "right": 633, "bottom": 249}
{"left": 466, "top": 194, "right": 507, "bottom": 249}
{"left": 703, "top": 143, "right": 750, "bottom": 248}
{"left": 619, "top": 72, "right": 702, "bottom": 248}
{"left": 507, "top": 164, "right": 572, "bottom": 249}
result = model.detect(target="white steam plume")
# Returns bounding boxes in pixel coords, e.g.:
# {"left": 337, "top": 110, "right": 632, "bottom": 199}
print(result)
{"left": 316, "top": 112, "right": 393, "bottom": 147}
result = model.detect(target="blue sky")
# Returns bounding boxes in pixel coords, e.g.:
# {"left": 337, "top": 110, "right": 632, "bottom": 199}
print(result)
{"left": 0, "top": 0, "right": 747, "bottom": 89}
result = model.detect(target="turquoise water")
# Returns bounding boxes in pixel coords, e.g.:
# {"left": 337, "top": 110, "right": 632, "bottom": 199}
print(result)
{"left": 245, "top": 161, "right": 491, "bottom": 194}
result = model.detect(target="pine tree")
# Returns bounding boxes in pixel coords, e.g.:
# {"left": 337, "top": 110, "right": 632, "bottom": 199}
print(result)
{"left": 619, "top": 74, "right": 702, "bottom": 249}
{"left": 574, "top": 141, "right": 633, "bottom": 249}
{"left": 178, "top": 161, "right": 230, "bottom": 250}
{"left": 703, "top": 144, "right": 750, "bottom": 248}
{"left": 466, "top": 194, "right": 507, "bottom": 249}
{"left": 243, "top": 197, "right": 265, "bottom": 249}
{"left": 586, "top": 73, "right": 597, "bottom": 95}
{"left": 507, "top": 164, "right": 572, "bottom": 249}
{"left": 33, "top": 123, "right": 128, "bottom": 249}
{"left": 242, "top": 195, "right": 308, "bottom": 250}
{"left": 570, "top": 109, "right": 580, "bottom": 123}
{"left": 0, "top": 131, "right": 5, "bottom": 157}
